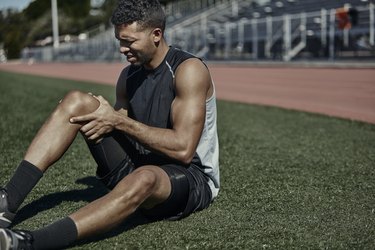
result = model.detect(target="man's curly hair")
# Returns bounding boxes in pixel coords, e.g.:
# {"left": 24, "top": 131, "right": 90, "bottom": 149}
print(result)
{"left": 111, "top": 0, "right": 166, "bottom": 32}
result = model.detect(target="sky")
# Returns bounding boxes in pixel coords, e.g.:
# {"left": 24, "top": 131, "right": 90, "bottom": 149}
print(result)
{"left": 0, "top": 0, "right": 33, "bottom": 11}
{"left": 0, "top": 0, "right": 104, "bottom": 11}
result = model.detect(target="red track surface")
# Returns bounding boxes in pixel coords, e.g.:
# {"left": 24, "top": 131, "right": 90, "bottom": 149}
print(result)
{"left": 0, "top": 62, "right": 374, "bottom": 124}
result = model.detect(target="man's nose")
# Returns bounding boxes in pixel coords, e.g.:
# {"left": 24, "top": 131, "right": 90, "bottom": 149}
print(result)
{"left": 120, "top": 45, "right": 130, "bottom": 53}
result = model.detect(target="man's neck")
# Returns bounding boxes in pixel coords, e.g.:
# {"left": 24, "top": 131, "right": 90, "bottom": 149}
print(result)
{"left": 144, "top": 41, "right": 170, "bottom": 70}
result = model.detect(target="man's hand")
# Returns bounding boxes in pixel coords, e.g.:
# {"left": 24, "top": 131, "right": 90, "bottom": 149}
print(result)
{"left": 70, "top": 94, "right": 118, "bottom": 141}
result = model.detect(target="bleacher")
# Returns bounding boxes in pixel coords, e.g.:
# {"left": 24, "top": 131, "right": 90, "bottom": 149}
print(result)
{"left": 167, "top": 0, "right": 374, "bottom": 61}
{"left": 22, "top": 0, "right": 375, "bottom": 62}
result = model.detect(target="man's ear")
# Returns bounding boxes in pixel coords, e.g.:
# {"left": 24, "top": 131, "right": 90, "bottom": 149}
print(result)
{"left": 152, "top": 28, "right": 162, "bottom": 43}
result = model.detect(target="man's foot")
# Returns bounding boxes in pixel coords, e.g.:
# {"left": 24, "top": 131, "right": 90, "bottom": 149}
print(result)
{"left": 0, "top": 189, "right": 15, "bottom": 228}
{"left": 0, "top": 228, "right": 33, "bottom": 250}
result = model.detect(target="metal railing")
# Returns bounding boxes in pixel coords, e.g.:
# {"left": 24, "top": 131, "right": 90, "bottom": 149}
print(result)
{"left": 21, "top": 1, "right": 375, "bottom": 62}
{"left": 167, "top": 2, "right": 375, "bottom": 61}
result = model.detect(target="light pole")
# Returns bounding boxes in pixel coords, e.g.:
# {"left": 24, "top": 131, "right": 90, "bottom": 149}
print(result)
{"left": 51, "top": 0, "right": 59, "bottom": 48}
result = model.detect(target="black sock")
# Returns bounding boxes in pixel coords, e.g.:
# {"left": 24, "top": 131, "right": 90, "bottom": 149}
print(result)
{"left": 5, "top": 160, "right": 43, "bottom": 212}
{"left": 31, "top": 217, "right": 78, "bottom": 250}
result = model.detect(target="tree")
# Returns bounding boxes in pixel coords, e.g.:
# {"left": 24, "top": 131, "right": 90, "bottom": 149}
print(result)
{"left": 0, "top": 11, "right": 28, "bottom": 59}
{"left": 0, "top": 0, "right": 180, "bottom": 59}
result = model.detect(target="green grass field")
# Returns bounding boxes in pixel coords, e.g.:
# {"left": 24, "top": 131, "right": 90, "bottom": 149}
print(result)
{"left": 0, "top": 70, "right": 374, "bottom": 249}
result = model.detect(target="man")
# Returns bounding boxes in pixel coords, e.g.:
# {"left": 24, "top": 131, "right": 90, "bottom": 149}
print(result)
{"left": 0, "top": 0, "right": 219, "bottom": 249}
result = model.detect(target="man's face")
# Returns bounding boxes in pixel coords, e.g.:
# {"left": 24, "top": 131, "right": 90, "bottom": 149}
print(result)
{"left": 115, "top": 22, "right": 155, "bottom": 66}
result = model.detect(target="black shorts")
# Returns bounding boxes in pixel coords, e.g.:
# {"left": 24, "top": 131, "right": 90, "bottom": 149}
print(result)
{"left": 86, "top": 131, "right": 212, "bottom": 220}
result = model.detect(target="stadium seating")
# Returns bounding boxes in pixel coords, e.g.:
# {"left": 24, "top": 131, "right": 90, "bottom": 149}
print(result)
{"left": 167, "top": 0, "right": 374, "bottom": 61}
{"left": 22, "top": 0, "right": 375, "bottom": 62}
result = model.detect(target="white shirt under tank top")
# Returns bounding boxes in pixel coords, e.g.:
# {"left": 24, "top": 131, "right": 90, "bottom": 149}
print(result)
{"left": 196, "top": 87, "right": 220, "bottom": 199}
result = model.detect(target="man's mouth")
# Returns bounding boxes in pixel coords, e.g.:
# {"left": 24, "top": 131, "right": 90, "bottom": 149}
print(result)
{"left": 126, "top": 54, "right": 136, "bottom": 61}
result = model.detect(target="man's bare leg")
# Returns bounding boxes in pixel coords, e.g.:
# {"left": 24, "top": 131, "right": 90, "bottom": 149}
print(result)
{"left": 1, "top": 90, "right": 99, "bottom": 223}
{"left": 70, "top": 165, "right": 171, "bottom": 239}
{"left": 0, "top": 166, "right": 172, "bottom": 249}
{"left": 24, "top": 90, "right": 100, "bottom": 172}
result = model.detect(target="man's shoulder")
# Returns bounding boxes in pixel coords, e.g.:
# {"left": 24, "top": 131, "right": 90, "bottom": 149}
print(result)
{"left": 167, "top": 47, "right": 206, "bottom": 72}
{"left": 169, "top": 47, "right": 199, "bottom": 61}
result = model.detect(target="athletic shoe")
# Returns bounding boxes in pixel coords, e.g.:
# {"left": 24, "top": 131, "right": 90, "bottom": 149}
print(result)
{"left": 0, "top": 189, "right": 15, "bottom": 228}
{"left": 0, "top": 228, "right": 34, "bottom": 250}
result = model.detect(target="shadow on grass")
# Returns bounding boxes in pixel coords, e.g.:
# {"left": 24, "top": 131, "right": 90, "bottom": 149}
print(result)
{"left": 74, "top": 210, "right": 153, "bottom": 248}
{"left": 13, "top": 176, "right": 108, "bottom": 227}
{"left": 13, "top": 176, "right": 153, "bottom": 246}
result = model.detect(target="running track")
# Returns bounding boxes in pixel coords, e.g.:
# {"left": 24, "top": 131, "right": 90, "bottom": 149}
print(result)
{"left": 0, "top": 62, "right": 374, "bottom": 124}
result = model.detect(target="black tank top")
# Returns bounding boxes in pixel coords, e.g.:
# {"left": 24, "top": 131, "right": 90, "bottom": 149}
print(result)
{"left": 123, "top": 48, "right": 220, "bottom": 197}
{"left": 125, "top": 47, "right": 197, "bottom": 129}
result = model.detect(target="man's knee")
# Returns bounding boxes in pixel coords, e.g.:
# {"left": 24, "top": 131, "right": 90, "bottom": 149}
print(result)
{"left": 133, "top": 168, "right": 158, "bottom": 191}
{"left": 58, "top": 90, "right": 99, "bottom": 117}
{"left": 115, "top": 168, "right": 158, "bottom": 205}
{"left": 125, "top": 168, "right": 158, "bottom": 198}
